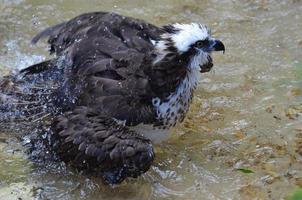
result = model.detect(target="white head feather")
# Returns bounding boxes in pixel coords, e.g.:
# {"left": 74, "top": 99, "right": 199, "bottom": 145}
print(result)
{"left": 170, "top": 23, "right": 210, "bottom": 52}
{"left": 153, "top": 23, "right": 211, "bottom": 64}
{"left": 156, "top": 23, "right": 210, "bottom": 53}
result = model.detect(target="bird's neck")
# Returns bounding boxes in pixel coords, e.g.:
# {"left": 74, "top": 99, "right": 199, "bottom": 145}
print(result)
{"left": 151, "top": 66, "right": 200, "bottom": 128}
{"left": 148, "top": 52, "right": 190, "bottom": 99}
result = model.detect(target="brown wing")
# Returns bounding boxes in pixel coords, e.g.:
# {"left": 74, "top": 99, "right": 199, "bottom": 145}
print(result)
{"left": 21, "top": 12, "right": 163, "bottom": 125}
{"left": 52, "top": 106, "right": 154, "bottom": 184}
{"left": 32, "top": 12, "right": 160, "bottom": 55}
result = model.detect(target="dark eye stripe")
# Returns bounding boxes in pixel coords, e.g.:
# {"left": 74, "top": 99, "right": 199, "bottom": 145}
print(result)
{"left": 194, "top": 39, "right": 209, "bottom": 48}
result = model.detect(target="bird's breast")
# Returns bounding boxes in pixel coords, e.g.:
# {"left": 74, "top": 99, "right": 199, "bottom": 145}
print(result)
{"left": 152, "top": 68, "right": 200, "bottom": 130}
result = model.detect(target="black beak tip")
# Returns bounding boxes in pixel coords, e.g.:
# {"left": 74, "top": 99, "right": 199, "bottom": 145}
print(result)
{"left": 213, "top": 40, "right": 225, "bottom": 54}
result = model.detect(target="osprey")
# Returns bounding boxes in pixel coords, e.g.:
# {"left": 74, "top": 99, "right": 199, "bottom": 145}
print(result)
{"left": 0, "top": 12, "right": 225, "bottom": 184}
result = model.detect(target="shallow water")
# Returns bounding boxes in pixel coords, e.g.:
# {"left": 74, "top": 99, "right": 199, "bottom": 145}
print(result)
{"left": 0, "top": 0, "right": 302, "bottom": 199}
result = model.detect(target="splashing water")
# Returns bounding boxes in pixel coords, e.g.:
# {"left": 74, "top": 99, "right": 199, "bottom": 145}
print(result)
{"left": 0, "top": 0, "right": 302, "bottom": 200}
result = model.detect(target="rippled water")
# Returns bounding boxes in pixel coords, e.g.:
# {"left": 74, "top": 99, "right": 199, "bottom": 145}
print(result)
{"left": 0, "top": 0, "right": 302, "bottom": 199}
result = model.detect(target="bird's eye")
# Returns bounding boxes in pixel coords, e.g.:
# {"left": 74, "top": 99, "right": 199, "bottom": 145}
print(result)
{"left": 195, "top": 40, "right": 208, "bottom": 48}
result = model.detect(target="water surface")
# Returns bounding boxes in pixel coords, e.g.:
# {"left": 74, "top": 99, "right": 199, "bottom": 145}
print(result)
{"left": 0, "top": 0, "right": 302, "bottom": 199}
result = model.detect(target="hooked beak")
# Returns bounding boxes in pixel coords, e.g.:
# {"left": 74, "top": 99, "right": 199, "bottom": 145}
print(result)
{"left": 200, "top": 39, "right": 225, "bottom": 73}
{"left": 212, "top": 39, "right": 225, "bottom": 53}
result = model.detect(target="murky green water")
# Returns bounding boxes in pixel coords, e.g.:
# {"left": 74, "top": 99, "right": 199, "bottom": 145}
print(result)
{"left": 0, "top": 0, "right": 302, "bottom": 199}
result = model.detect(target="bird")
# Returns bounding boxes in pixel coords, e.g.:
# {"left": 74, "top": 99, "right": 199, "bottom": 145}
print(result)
{"left": 0, "top": 12, "right": 225, "bottom": 184}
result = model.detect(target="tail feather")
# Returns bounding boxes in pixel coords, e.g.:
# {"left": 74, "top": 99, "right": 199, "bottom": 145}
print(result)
{"left": 0, "top": 73, "right": 58, "bottom": 130}
{"left": 31, "top": 22, "right": 66, "bottom": 44}
{"left": 20, "top": 60, "right": 54, "bottom": 75}
{"left": 1, "top": 56, "right": 66, "bottom": 131}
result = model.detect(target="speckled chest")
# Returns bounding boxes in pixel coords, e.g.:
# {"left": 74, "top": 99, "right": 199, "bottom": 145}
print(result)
{"left": 152, "top": 70, "right": 200, "bottom": 129}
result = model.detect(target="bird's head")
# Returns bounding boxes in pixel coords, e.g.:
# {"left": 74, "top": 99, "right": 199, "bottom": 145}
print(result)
{"left": 154, "top": 23, "right": 225, "bottom": 73}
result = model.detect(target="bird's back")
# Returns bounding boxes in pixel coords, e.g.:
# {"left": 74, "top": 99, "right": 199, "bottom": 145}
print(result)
{"left": 3, "top": 12, "right": 164, "bottom": 126}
